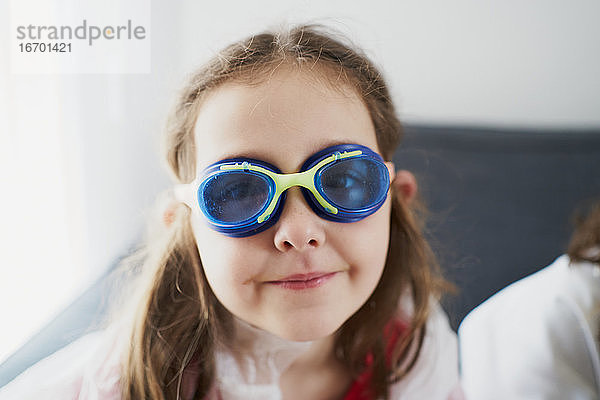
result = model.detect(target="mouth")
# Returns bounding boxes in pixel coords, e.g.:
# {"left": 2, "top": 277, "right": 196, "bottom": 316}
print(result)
{"left": 265, "top": 272, "right": 339, "bottom": 290}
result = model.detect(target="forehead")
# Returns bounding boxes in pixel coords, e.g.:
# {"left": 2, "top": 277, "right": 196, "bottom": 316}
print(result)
{"left": 192, "top": 68, "right": 378, "bottom": 173}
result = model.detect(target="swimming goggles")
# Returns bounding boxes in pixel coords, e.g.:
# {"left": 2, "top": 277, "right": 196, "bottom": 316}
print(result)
{"left": 175, "top": 143, "right": 391, "bottom": 237}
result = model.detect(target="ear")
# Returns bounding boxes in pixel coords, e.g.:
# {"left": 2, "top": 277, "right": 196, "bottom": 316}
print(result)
{"left": 392, "top": 169, "right": 418, "bottom": 205}
{"left": 163, "top": 201, "right": 178, "bottom": 227}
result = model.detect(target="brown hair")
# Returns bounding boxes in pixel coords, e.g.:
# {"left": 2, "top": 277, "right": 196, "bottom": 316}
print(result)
{"left": 568, "top": 200, "right": 600, "bottom": 264}
{"left": 120, "top": 24, "right": 449, "bottom": 400}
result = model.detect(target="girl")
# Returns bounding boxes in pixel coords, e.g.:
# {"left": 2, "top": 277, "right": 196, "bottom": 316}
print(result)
{"left": 0, "top": 25, "right": 461, "bottom": 399}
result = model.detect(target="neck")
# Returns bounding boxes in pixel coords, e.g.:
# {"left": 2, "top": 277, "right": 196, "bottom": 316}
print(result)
{"left": 217, "top": 316, "right": 331, "bottom": 384}
{"left": 214, "top": 317, "right": 350, "bottom": 400}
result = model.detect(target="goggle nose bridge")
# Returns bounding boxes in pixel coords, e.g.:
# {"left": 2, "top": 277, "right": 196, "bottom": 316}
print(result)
{"left": 271, "top": 168, "right": 339, "bottom": 221}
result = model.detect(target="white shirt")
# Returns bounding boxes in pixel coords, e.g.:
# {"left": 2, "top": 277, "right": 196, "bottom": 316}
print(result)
{"left": 459, "top": 255, "right": 600, "bottom": 400}
{"left": 1, "top": 301, "right": 462, "bottom": 399}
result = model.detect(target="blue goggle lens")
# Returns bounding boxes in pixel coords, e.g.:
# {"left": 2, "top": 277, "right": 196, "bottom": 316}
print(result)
{"left": 201, "top": 172, "right": 271, "bottom": 224}
{"left": 318, "top": 157, "right": 388, "bottom": 211}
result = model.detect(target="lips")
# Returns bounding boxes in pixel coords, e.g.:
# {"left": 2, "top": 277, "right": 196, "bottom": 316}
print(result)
{"left": 265, "top": 272, "right": 338, "bottom": 290}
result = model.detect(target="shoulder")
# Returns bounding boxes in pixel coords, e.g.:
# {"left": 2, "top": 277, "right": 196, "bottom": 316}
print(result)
{"left": 0, "top": 325, "right": 125, "bottom": 400}
{"left": 464, "top": 255, "right": 566, "bottom": 322}
{"left": 459, "top": 256, "right": 565, "bottom": 344}
{"left": 388, "top": 300, "right": 462, "bottom": 400}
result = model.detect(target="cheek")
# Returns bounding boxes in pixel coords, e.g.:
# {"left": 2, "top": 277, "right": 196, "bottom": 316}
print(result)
{"left": 358, "top": 202, "right": 392, "bottom": 302}
{"left": 344, "top": 200, "right": 391, "bottom": 267}
{"left": 331, "top": 199, "right": 391, "bottom": 299}
{"left": 190, "top": 219, "right": 261, "bottom": 306}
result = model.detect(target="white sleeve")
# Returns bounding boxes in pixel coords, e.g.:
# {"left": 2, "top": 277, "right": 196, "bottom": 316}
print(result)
{"left": 458, "top": 272, "right": 559, "bottom": 400}
{"left": 459, "top": 257, "right": 600, "bottom": 400}
{"left": 389, "top": 302, "right": 463, "bottom": 400}
{"left": 0, "top": 328, "right": 123, "bottom": 400}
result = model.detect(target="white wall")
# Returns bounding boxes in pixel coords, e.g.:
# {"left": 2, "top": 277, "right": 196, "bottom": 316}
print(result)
{"left": 174, "top": 0, "right": 600, "bottom": 128}
{"left": 1, "top": 0, "right": 599, "bottom": 361}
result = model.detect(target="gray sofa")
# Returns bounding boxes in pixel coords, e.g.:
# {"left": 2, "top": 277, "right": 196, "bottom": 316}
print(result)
{"left": 396, "top": 125, "right": 600, "bottom": 329}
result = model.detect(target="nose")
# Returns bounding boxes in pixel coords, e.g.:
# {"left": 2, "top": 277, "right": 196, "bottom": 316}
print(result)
{"left": 273, "top": 188, "right": 326, "bottom": 252}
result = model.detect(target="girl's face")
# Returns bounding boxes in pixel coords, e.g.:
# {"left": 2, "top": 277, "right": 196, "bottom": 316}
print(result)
{"left": 191, "top": 68, "right": 394, "bottom": 341}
